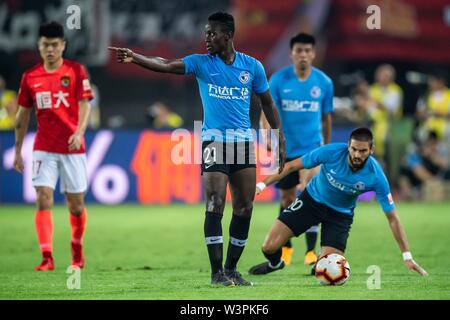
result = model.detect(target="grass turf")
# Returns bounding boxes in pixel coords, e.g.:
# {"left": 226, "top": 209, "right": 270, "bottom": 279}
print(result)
{"left": 0, "top": 202, "right": 449, "bottom": 300}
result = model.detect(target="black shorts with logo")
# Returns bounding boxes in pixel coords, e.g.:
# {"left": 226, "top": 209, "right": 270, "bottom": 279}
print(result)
{"left": 201, "top": 140, "right": 256, "bottom": 176}
{"left": 278, "top": 189, "right": 354, "bottom": 252}
{"left": 275, "top": 157, "right": 300, "bottom": 190}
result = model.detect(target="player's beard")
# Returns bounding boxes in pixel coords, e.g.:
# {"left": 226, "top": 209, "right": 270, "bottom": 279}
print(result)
{"left": 349, "top": 155, "right": 367, "bottom": 171}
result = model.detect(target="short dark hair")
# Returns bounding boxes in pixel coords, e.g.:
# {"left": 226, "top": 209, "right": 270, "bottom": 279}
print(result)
{"left": 208, "top": 11, "right": 235, "bottom": 35}
{"left": 39, "top": 21, "right": 64, "bottom": 39}
{"left": 349, "top": 127, "right": 373, "bottom": 146}
{"left": 290, "top": 32, "right": 315, "bottom": 49}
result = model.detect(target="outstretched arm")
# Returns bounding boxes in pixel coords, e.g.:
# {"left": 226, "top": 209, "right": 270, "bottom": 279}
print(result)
{"left": 256, "top": 158, "right": 303, "bottom": 194}
{"left": 257, "top": 90, "right": 286, "bottom": 173}
{"left": 108, "top": 47, "right": 185, "bottom": 75}
{"left": 385, "top": 210, "right": 428, "bottom": 276}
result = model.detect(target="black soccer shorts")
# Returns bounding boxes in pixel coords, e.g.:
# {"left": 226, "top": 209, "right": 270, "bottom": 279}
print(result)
{"left": 278, "top": 189, "right": 354, "bottom": 252}
{"left": 201, "top": 140, "right": 256, "bottom": 176}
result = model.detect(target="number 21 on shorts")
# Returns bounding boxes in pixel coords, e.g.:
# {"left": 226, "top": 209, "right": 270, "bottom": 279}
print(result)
{"left": 203, "top": 146, "right": 217, "bottom": 165}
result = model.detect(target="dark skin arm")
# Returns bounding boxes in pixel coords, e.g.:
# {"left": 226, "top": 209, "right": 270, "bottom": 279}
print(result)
{"left": 257, "top": 90, "right": 286, "bottom": 173}
{"left": 322, "top": 113, "right": 332, "bottom": 144}
{"left": 108, "top": 47, "right": 185, "bottom": 74}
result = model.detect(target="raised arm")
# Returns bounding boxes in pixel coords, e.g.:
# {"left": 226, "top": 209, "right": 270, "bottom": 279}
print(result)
{"left": 385, "top": 210, "right": 428, "bottom": 276}
{"left": 257, "top": 90, "right": 286, "bottom": 173}
{"left": 108, "top": 47, "right": 185, "bottom": 75}
{"left": 14, "top": 106, "right": 32, "bottom": 173}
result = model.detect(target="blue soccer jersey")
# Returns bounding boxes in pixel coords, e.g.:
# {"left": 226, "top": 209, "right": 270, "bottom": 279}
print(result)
{"left": 301, "top": 143, "right": 396, "bottom": 215}
{"left": 183, "top": 52, "right": 269, "bottom": 142}
{"left": 269, "top": 66, "right": 334, "bottom": 158}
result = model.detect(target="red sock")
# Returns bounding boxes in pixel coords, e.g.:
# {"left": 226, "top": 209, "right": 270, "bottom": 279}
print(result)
{"left": 70, "top": 208, "right": 87, "bottom": 245}
{"left": 35, "top": 210, "right": 53, "bottom": 256}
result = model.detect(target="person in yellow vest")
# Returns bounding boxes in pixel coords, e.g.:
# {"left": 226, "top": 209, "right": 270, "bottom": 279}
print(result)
{"left": 147, "top": 101, "right": 183, "bottom": 129}
{"left": 369, "top": 64, "right": 403, "bottom": 163}
{"left": 416, "top": 71, "right": 450, "bottom": 142}
{"left": 0, "top": 75, "right": 18, "bottom": 130}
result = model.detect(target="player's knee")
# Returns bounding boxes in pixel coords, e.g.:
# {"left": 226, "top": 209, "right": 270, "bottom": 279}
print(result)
{"left": 36, "top": 190, "right": 53, "bottom": 210}
{"left": 206, "top": 193, "right": 226, "bottom": 213}
{"left": 233, "top": 202, "right": 253, "bottom": 217}
{"left": 67, "top": 200, "right": 84, "bottom": 215}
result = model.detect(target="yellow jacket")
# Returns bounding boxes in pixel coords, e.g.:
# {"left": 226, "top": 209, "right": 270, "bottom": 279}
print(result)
{"left": 0, "top": 90, "right": 17, "bottom": 130}
{"left": 424, "top": 89, "right": 450, "bottom": 140}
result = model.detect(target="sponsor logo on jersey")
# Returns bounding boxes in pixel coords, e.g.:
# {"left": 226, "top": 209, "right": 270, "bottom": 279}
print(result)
{"left": 35, "top": 91, "right": 70, "bottom": 109}
{"left": 281, "top": 99, "right": 319, "bottom": 112}
{"left": 326, "top": 173, "right": 358, "bottom": 194}
{"left": 208, "top": 84, "right": 250, "bottom": 100}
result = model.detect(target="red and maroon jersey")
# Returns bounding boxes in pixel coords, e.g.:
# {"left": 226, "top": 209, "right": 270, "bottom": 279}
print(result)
{"left": 18, "top": 59, "right": 94, "bottom": 154}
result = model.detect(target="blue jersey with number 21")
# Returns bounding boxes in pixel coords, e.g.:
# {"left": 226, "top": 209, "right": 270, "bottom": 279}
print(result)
{"left": 183, "top": 52, "right": 269, "bottom": 142}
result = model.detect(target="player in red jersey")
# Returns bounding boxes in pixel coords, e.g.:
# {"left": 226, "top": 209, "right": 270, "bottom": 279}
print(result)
{"left": 13, "top": 22, "right": 93, "bottom": 271}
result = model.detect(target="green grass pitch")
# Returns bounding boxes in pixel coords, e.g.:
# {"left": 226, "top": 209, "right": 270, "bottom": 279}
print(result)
{"left": 0, "top": 202, "right": 449, "bottom": 300}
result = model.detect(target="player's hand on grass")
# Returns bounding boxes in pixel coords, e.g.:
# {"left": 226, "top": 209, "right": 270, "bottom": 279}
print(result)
{"left": 404, "top": 259, "right": 428, "bottom": 276}
{"left": 68, "top": 133, "right": 83, "bottom": 152}
{"left": 108, "top": 47, "right": 134, "bottom": 63}
{"left": 13, "top": 153, "right": 24, "bottom": 173}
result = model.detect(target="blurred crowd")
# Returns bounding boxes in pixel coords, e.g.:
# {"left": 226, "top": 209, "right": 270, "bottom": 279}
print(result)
{"left": 334, "top": 64, "right": 450, "bottom": 201}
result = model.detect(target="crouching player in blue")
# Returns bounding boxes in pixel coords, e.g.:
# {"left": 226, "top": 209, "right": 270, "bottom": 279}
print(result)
{"left": 249, "top": 127, "right": 428, "bottom": 276}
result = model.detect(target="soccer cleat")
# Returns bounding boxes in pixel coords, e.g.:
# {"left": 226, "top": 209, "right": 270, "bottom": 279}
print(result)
{"left": 248, "top": 260, "right": 285, "bottom": 275}
{"left": 35, "top": 255, "right": 55, "bottom": 271}
{"left": 304, "top": 250, "right": 318, "bottom": 265}
{"left": 281, "top": 246, "right": 294, "bottom": 265}
{"left": 211, "top": 271, "right": 235, "bottom": 287}
{"left": 311, "top": 265, "right": 316, "bottom": 276}
{"left": 71, "top": 242, "right": 85, "bottom": 269}
{"left": 225, "top": 269, "right": 253, "bottom": 286}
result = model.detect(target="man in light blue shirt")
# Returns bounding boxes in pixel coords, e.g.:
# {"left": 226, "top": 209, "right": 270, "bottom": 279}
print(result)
{"left": 261, "top": 33, "right": 333, "bottom": 266}
{"left": 249, "top": 127, "right": 428, "bottom": 277}
{"left": 109, "top": 12, "right": 286, "bottom": 287}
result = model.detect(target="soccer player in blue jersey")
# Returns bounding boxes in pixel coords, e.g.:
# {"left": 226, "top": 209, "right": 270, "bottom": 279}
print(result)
{"left": 109, "top": 12, "right": 286, "bottom": 287}
{"left": 260, "top": 33, "right": 333, "bottom": 267}
{"left": 249, "top": 128, "right": 428, "bottom": 277}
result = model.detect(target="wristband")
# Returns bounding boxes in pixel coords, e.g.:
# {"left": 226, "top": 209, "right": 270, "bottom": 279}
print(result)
{"left": 402, "top": 251, "right": 413, "bottom": 261}
{"left": 256, "top": 182, "right": 267, "bottom": 191}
